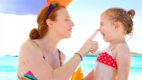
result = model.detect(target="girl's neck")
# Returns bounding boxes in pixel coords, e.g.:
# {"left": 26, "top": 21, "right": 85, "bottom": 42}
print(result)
{"left": 109, "top": 37, "right": 126, "bottom": 49}
{"left": 110, "top": 37, "right": 125, "bottom": 45}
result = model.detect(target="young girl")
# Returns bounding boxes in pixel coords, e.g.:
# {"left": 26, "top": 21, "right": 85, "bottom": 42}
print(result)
{"left": 84, "top": 8, "right": 135, "bottom": 80}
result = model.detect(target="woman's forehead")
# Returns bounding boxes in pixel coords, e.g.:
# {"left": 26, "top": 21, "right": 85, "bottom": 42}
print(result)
{"left": 56, "top": 8, "right": 70, "bottom": 17}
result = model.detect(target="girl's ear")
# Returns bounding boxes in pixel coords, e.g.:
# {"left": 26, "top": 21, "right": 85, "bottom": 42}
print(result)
{"left": 46, "top": 19, "right": 54, "bottom": 28}
{"left": 114, "top": 21, "right": 122, "bottom": 31}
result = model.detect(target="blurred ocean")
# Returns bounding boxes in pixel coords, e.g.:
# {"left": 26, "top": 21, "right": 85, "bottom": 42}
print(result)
{"left": 0, "top": 56, "right": 142, "bottom": 80}
{"left": 0, "top": 1, "right": 142, "bottom": 80}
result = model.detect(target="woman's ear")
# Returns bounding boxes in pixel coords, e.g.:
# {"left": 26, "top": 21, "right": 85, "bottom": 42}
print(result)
{"left": 46, "top": 19, "right": 54, "bottom": 28}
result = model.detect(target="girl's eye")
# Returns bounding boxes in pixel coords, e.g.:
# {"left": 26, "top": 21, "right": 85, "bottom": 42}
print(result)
{"left": 100, "top": 23, "right": 103, "bottom": 26}
{"left": 100, "top": 22, "right": 104, "bottom": 26}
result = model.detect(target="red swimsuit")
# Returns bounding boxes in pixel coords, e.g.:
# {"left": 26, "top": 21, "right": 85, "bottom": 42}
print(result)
{"left": 96, "top": 50, "right": 117, "bottom": 69}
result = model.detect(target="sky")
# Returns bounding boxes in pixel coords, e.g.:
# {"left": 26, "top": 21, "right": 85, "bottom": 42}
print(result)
{"left": 0, "top": 0, "right": 142, "bottom": 56}
{"left": 0, "top": 0, "right": 46, "bottom": 15}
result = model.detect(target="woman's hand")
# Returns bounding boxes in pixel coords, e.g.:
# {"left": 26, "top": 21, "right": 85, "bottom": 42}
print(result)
{"left": 78, "top": 30, "right": 99, "bottom": 57}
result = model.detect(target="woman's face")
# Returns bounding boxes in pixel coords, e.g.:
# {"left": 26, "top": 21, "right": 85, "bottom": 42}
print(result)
{"left": 99, "top": 15, "right": 116, "bottom": 42}
{"left": 51, "top": 8, "right": 74, "bottom": 38}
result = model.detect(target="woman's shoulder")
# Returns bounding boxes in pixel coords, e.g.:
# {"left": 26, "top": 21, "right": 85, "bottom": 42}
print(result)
{"left": 20, "top": 39, "right": 33, "bottom": 51}
{"left": 19, "top": 39, "right": 42, "bottom": 57}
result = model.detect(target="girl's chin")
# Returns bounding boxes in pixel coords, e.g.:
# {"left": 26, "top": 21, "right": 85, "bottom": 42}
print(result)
{"left": 103, "top": 38, "right": 109, "bottom": 42}
{"left": 104, "top": 40, "right": 109, "bottom": 42}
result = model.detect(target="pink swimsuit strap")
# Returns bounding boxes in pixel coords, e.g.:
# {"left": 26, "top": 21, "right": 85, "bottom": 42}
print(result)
{"left": 17, "top": 40, "right": 63, "bottom": 80}
{"left": 97, "top": 51, "right": 117, "bottom": 69}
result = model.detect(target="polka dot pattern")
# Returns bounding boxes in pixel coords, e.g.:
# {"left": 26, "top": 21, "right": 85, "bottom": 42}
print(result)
{"left": 97, "top": 52, "right": 117, "bottom": 69}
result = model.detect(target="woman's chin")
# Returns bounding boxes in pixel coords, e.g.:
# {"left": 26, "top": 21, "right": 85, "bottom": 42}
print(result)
{"left": 67, "top": 33, "right": 72, "bottom": 38}
{"left": 65, "top": 36, "right": 71, "bottom": 38}
{"left": 63, "top": 34, "right": 71, "bottom": 38}
{"left": 67, "top": 35, "right": 71, "bottom": 38}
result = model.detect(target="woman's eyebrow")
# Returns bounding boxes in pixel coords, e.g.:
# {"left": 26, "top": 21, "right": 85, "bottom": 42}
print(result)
{"left": 65, "top": 15, "right": 70, "bottom": 18}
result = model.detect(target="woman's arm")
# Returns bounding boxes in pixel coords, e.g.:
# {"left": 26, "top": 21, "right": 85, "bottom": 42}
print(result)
{"left": 21, "top": 39, "right": 98, "bottom": 80}
{"left": 83, "top": 69, "right": 94, "bottom": 80}
{"left": 21, "top": 30, "right": 98, "bottom": 80}
{"left": 21, "top": 42, "right": 82, "bottom": 80}
{"left": 116, "top": 44, "right": 131, "bottom": 80}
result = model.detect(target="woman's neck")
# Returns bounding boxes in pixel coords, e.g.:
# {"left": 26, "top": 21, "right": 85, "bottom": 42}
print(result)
{"left": 36, "top": 32, "right": 62, "bottom": 54}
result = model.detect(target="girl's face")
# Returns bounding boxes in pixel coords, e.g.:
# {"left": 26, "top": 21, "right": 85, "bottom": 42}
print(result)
{"left": 51, "top": 8, "right": 74, "bottom": 38}
{"left": 99, "top": 15, "right": 117, "bottom": 42}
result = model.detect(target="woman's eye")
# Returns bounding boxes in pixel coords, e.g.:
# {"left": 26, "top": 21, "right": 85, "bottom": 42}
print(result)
{"left": 65, "top": 19, "right": 69, "bottom": 21}
{"left": 65, "top": 18, "right": 70, "bottom": 21}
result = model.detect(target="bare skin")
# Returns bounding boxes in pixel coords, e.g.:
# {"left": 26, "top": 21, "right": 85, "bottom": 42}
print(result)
{"left": 84, "top": 15, "right": 131, "bottom": 80}
{"left": 17, "top": 8, "right": 98, "bottom": 80}
{"left": 84, "top": 43, "right": 131, "bottom": 80}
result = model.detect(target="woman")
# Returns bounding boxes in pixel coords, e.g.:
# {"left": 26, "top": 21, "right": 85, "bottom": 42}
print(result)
{"left": 17, "top": 0, "right": 98, "bottom": 80}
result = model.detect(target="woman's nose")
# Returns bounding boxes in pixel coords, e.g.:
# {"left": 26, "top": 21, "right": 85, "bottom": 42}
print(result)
{"left": 71, "top": 20, "right": 75, "bottom": 27}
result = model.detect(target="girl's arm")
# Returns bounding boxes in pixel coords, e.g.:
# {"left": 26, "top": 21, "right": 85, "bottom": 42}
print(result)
{"left": 116, "top": 44, "right": 131, "bottom": 80}
{"left": 83, "top": 69, "right": 94, "bottom": 80}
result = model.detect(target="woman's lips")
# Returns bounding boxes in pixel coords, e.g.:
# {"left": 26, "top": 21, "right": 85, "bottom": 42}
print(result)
{"left": 68, "top": 29, "right": 72, "bottom": 33}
